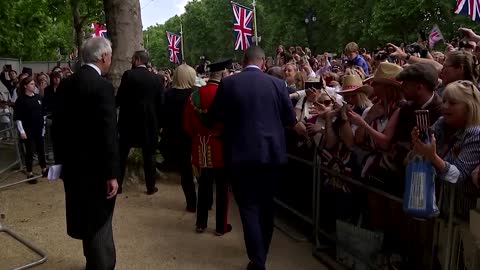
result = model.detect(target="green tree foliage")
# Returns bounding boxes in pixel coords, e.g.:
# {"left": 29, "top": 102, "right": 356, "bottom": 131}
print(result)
{"left": 0, "top": 0, "right": 103, "bottom": 61}
{"left": 145, "top": 0, "right": 480, "bottom": 67}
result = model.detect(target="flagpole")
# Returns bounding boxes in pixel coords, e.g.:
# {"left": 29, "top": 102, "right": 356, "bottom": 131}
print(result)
{"left": 252, "top": 0, "right": 258, "bottom": 46}
{"left": 180, "top": 18, "right": 185, "bottom": 62}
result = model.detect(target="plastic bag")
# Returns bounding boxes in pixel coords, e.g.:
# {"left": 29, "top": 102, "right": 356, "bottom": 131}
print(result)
{"left": 403, "top": 155, "right": 439, "bottom": 218}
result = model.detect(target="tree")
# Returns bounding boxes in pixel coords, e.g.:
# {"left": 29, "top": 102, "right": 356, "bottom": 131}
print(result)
{"left": 103, "top": 0, "right": 144, "bottom": 89}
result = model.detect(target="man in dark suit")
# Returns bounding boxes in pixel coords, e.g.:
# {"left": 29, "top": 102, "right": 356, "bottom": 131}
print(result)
{"left": 208, "top": 46, "right": 296, "bottom": 270}
{"left": 52, "top": 37, "right": 119, "bottom": 270}
{"left": 116, "top": 50, "right": 164, "bottom": 195}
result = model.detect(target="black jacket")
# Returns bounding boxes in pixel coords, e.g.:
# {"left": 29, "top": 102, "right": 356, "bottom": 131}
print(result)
{"left": 116, "top": 66, "right": 164, "bottom": 147}
{"left": 52, "top": 65, "right": 119, "bottom": 239}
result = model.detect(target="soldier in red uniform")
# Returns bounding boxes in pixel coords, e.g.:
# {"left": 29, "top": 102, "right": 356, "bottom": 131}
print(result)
{"left": 183, "top": 59, "right": 233, "bottom": 235}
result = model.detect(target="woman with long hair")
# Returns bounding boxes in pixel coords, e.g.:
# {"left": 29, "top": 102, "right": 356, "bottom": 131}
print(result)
{"left": 161, "top": 64, "right": 198, "bottom": 212}
{"left": 14, "top": 76, "right": 48, "bottom": 183}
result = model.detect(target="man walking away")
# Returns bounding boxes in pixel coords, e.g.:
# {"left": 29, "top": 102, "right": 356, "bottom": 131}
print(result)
{"left": 117, "top": 50, "right": 165, "bottom": 195}
{"left": 208, "top": 46, "right": 296, "bottom": 270}
{"left": 52, "top": 37, "right": 119, "bottom": 270}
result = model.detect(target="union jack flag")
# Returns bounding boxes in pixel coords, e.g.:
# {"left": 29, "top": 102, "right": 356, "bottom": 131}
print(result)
{"left": 429, "top": 25, "right": 444, "bottom": 48}
{"left": 91, "top": 23, "right": 107, "bottom": 38}
{"left": 454, "top": 0, "right": 480, "bottom": 22}
{"left": 232, "top": 2, "right": 254, "bottom": 51}
{"left": 166, "top": 31, "right": 182, "bottom": 64}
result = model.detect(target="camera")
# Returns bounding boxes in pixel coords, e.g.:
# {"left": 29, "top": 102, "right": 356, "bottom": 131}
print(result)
{"left": 405, "top": 43, "right": 421, "bottom": 54}
{"left": 405, "top": 42, "right": 429, "bottom": 58}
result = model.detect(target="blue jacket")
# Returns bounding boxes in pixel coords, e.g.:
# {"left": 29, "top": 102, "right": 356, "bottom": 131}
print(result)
{"left": 208, "top": 66, "right": 296, "bottom": 167}
{"left": 349, "top": 55, "right": 369, "bottom": 76}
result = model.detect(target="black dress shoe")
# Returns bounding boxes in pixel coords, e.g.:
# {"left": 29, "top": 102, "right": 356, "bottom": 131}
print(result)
{"left": 26, "top": 174, "right": 37, "bottom": 184}
{"left": 196, "top": 226, "right": 206, "bottom": 233}
{"left": 41, "top": 168, "right": 49, "bottom": 178}
{"left": 215, "top": 224, "right": 233, "bottom": 236}
{"left": 146, "top": 187, "right": 158, "bottom": 195}
{"left": 186, "top": 206, "right": 196, "bottom": 213}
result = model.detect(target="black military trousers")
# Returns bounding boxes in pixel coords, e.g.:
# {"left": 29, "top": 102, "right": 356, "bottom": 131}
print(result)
{"left": 196, "top": 168, "right": 230, "bottom": 232}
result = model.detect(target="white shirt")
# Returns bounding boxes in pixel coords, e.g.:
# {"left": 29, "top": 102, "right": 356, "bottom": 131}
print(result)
{"left": 86, "top": 63, "right": 102, "bottom": 76}
{"left": 421, "top": 92, "right": 435, "bottom": 109}
{"left": 244, "top": 65, "right": 261, "bottom": 70}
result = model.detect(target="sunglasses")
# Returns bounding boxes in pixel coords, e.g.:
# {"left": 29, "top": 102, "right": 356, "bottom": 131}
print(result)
{"left": 315, "top": 99, "right": 333, "bottom": 106}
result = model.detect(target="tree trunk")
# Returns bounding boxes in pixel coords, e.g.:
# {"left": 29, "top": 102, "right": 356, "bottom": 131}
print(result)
{"left": 103, "top": 0, "right": 143, "bottom": 90}
{"left": 71, "top": 0, "right": 84, "bottom": 57}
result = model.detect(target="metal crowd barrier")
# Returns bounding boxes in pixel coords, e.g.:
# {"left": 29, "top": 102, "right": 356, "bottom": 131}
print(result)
{"left": 0, "top": 112, "right": 22, "bottom": 176}
{"left": 276, "top": 142, "right": 463, "bottom": 270}
{"left": 0, "top": 112, "right": 48, "bottom": 269}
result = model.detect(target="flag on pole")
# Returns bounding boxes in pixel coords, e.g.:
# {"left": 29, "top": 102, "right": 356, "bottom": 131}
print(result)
{"left": 454, "top": 0, "right": 480, "bottom": 22}
{"left": 231, "top": 2, "right": 254, "bottom": 51}
{"left": 91, "top": 23, "right": 107, "bottom": 38}
{"left": 166, "top": 31, "right": 182, "bottom": 64}
{"left": 429, "top": 25, "right": 444, "bottom": 48}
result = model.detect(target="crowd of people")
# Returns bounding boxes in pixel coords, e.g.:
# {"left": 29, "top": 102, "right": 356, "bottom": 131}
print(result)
{"left": 1, "top": 26, "right": 480, "bottom": 269}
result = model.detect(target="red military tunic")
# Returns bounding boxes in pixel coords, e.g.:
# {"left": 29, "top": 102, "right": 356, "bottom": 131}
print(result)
{"left": 183, "top": 80, "right": 224, "bottom": 170}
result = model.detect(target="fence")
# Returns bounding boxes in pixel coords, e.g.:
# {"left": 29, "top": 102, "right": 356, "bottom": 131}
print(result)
{"left": 274, "top": 136, "right": 475, "bottom": 270}
{"left": 0, "top": 58, "right": 71, "bottom": 75}
{"left": 0, "top": 112, "right": 48, "bottom": 269}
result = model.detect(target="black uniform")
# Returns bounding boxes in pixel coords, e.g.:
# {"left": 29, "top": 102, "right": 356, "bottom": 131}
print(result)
{"left": 14, "top": 93, "right": 46, "bottom": 173}
{"left": 116, "top": 66, "right": 164, "bottom": 193}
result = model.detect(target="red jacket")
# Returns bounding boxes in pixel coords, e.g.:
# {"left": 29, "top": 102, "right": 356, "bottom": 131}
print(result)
{"left": 183, "top": 80, "right": 224, "bottom": 168}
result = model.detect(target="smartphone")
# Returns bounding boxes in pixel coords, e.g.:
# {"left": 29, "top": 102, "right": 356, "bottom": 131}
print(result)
{"left": 5, "top": 65, "right": 12, "bottom": 71}
{"left": 305, "top": 81, "right": 322, "bottom": 90}
{"left": 415, "top": 110, "right": 430, "bottom": 142}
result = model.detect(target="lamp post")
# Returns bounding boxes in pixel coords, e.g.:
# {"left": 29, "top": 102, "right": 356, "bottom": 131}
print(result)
{"left": 304, "top": 9, "right": 317, "bottom": 54}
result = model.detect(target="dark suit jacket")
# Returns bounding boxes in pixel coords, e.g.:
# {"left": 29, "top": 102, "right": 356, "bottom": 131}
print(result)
{"left": 52, "top": 65, "right": 119, "bottom": 239}
{"left": 116, "top": 66, "right": 164, "bottom": 147}
{"left": 208, "top": 66, "right": 296, "bottom": 167}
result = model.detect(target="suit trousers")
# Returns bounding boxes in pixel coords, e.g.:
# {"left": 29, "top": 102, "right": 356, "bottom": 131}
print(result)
{"left": 82, "top": 214, "right": 115, "bottom": 270}
{"left": 22, "top": 134, "right": 46, "bottom": 172}
{"left": 196, "top": 168, "right": 230, "bottom": 232}
{"left": 119, "top": 140, "right": 156, "bottom": 192}
{"left": 180, "top": 159, "right": 197, "bottom": 209}
{"left": 231, "top": 165, "right": 278, "bottom": 270}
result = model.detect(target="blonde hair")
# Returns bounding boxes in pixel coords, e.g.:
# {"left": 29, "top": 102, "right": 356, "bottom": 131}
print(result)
{"left": 172, "top": 64, "right": 196, "bottom": 89}
{"left": 443, "top": 80, "right": 480, "bottom": 127}
{"left": 295, "top": 71, "right": 307, "bottom": 90}
{"left": 345, "top": 42, "right": 359, "bottom": 53}
{"left": 345, "top": 66, "right": 366, "bottom": 80}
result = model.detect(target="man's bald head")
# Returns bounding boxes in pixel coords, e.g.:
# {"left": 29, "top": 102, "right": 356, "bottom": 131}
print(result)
{"left": 243, "top": 46, "right": 266, "bottom": 68}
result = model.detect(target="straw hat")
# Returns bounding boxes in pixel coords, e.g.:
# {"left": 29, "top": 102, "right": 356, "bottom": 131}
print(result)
{"left": 372, "top": 62, "right": 403, "bottom": 87}
{"left": 338, "top": 74, "right": 373, "bottom": 96}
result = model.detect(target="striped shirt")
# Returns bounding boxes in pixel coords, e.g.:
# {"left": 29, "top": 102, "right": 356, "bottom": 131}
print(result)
{"left": 431, "top": 117, "right": 480, "bottom": 183}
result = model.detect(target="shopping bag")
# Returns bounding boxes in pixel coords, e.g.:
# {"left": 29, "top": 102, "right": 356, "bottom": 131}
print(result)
{"left": 403, "top": 155, "right": 439, "bottom": 218}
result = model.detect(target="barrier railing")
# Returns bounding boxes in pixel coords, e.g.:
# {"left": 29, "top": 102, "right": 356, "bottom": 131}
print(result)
{"left": 0, "top": 111, "right": 48, "bottom": 269}
{"left": 0, "top": 112, "right": 22, "bottom": 176}
{"left": 275, "top": 140, "right": 466, "bottom": 270}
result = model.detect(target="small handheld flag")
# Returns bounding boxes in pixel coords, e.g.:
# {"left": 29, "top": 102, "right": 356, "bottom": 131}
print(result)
{"left": 429, "top": 25, "right": 444, "bottom": 48}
